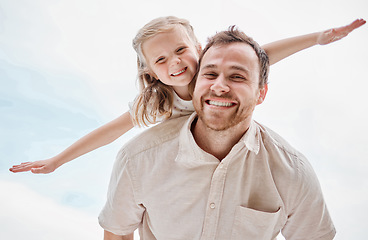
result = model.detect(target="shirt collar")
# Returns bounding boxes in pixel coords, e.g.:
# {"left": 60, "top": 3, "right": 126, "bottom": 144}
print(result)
{"left": 239, "top": 120, "right": 260, "bottom": 155}
{"left": 175, "top": 113, "right": 260, "bottom": 167}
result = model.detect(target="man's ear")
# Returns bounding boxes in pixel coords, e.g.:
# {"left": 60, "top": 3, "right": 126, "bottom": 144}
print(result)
{"left": 257, "top": 84, "right": 268, "bottom": 105}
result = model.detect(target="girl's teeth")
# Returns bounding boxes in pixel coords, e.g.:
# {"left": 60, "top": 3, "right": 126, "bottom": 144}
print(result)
{"left": 208, "top": 101, "right": 233, "bottom": 107}
{"left": 172, "top": 68, "right": 186, "bottom": 76}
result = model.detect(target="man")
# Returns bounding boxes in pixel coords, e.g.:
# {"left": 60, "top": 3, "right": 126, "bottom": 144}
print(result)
{"left": 99, "top": 27, "right": 336, "bottom": 240}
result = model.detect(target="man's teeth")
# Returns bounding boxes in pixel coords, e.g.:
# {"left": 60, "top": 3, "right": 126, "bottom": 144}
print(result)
{"left": 172, "top": 68, "right": 186, "bottom": 76}
{"left": 208, "top": 100, "right": 233, "bottom": 107}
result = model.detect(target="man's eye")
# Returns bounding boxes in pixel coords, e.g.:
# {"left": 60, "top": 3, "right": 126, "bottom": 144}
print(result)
{"left": 204, "top": 73, "right": 217, "bottom": 79}
{"left": 231, "top": 75, "right": 246, "bottom": 81}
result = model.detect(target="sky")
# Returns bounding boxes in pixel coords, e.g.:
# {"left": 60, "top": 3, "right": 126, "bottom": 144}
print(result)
{"left": 0, "top": 0, "right": 367, "bottom": 239}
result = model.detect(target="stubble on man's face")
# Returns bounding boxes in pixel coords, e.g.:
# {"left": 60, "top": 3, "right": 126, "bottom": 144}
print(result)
{"left": 192, "top": 43, "right": 262, "bottom": 133}
{"left": 194, "top": 91, "right": 256, "bottom": 132}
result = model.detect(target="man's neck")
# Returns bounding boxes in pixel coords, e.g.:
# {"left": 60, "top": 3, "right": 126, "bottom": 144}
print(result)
{"left": 191, "top": 117, "right": 251, "bottom": 161}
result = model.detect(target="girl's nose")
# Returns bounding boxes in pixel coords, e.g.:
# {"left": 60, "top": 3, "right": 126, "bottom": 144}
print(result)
{"left": 170, "top": 56, "right": 181, "bottom": 66}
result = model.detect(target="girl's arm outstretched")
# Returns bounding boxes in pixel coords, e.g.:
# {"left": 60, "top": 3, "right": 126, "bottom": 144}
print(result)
{"left": 9, "top": 112, "right": 134, "bottom": 174}
{"left": 263, "top": 18, "right": 366, "bottom": 65}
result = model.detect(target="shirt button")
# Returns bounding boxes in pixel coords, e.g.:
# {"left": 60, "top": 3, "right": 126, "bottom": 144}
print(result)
{"left": 210, "top": 203, "right": 216, "bottom": 209}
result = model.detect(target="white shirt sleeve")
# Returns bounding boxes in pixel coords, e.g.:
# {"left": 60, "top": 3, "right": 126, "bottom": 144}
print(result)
{"left": 281, "top": 154, "right": 336, "bottom": 239}
{"left": 98, "top": 149, "right": 145, "bottom": 235}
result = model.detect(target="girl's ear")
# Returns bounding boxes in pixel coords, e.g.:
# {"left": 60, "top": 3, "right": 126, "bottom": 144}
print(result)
{"left": 257, "top": 84, "right": 268, "bottom": 105}
{"left": 196, "top": 44, "right": 202, "bottom": 55}
{"left": 144, "top": 67, "right": 158, "bottom": 80}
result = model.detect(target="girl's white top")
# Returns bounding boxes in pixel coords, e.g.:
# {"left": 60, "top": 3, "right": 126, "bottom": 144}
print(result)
{"left": 129, "top": 91, "right": 195, "bottom": 125}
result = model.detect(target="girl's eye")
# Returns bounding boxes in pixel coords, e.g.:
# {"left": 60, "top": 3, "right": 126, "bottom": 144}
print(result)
{"left": 156, "top": 57, "right": 165, "bottom": 64}
{"left": 176, "top": 47, "right": 186, "bottom": 53}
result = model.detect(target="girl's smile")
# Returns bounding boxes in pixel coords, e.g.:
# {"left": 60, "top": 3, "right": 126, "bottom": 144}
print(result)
{"left": 171, "top": 67, "right": 187, "bottom": 76}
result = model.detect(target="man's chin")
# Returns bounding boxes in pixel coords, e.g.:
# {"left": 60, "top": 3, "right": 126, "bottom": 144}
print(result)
{"left": 199, "top": 115, "right": 238, "bottom": 131}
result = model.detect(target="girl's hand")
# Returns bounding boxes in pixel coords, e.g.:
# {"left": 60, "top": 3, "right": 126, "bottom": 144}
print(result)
{"left": 318, "top": 18, "right": 366, "bottom": 45}
{"left": 9, "top": 158, "right": 59, "bottom": 174}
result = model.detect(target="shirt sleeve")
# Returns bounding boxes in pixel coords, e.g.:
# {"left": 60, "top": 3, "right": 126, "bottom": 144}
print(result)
{"left": 281, "top": 155, "right": 336, "bottom": 240}
{"left": 128, "top": 95, "right": 167, "bottom": 126}
{"left": 99, "top": 149, "right": 145, "bottom": 235}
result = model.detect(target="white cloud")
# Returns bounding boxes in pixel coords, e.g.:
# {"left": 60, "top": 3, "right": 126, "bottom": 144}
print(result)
{"left": 0, "top": 180, "right": 102, "bottom": 240}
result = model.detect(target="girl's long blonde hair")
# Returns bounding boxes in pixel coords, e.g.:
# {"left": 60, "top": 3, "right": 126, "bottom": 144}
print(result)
{"left": 132, "top": 16, "right": 200, "bottom": 127}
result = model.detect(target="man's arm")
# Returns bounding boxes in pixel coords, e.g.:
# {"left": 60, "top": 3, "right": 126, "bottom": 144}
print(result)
{"left": 104, "top": 230, "right": 134, "bottom": 240}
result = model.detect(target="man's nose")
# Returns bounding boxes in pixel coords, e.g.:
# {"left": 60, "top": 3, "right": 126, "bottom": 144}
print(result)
{"left": 210, "top": 75, "right": 230, "bottom": 94}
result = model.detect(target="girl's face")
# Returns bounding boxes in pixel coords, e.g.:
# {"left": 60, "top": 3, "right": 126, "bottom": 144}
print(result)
{"left": 142, "top": 26, "right": 200, "bottom": 98}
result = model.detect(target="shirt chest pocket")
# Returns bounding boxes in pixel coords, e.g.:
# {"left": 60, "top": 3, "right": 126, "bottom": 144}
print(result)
{"left": 231, "top": 206, "right": 284, "bottom": 240}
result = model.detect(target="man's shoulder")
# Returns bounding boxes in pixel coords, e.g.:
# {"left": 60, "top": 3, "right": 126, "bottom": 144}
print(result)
{"left": 121, "top": 115, "right": 190, "bottom": 157}
{"left": 255, "top": 121, "right": 307, "bottom": 162}
{"left": 255, "top": 121, "right": 318, "bottom": 186}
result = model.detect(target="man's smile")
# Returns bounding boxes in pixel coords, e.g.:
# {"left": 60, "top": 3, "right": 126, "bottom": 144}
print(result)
{"left": 205, "top": 99, "right": 236, "bottom": 107}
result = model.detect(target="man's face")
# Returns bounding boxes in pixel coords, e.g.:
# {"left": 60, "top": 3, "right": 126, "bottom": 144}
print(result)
{"left": 192, "top": 42, "right": 267, "bottom": 131}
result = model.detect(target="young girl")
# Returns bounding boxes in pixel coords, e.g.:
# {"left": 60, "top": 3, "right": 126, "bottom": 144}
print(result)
{"left": 9, "top": 16, "right": 365, "bottom": 174}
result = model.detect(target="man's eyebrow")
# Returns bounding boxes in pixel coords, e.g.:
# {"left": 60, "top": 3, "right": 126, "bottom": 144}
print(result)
{"left": 201, "top": 64, "right": 217, "bottom": 70}
{"left": 231, "top": 65, "right": 250, "bottom": 74}
{"left": 201, "top": 64, "right": 250, "bottom": 75}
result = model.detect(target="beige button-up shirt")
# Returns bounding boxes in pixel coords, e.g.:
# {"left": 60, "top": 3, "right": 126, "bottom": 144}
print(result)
{"left": 99, "top": 114, "right": 335, "bottom": 240}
